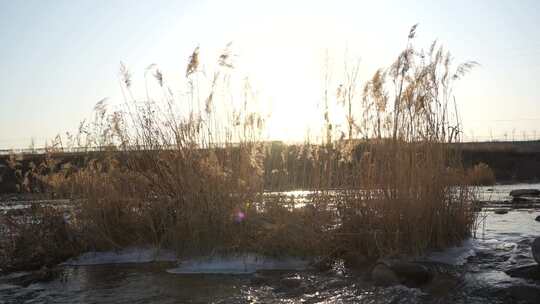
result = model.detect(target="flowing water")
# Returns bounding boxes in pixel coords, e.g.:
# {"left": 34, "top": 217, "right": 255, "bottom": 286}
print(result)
{"left": 1, "top": 184, "right": 540, "bottom": 303}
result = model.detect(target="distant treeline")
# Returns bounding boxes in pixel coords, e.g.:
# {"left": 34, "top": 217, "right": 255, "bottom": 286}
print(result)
{"left": 1, "top": 140, "right": 540, "bottom": 194}
{"left": 458, "top": 141, "right": 540, "bottom": 182}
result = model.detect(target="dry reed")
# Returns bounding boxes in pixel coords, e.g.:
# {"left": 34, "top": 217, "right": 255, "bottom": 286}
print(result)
{"left": 32, "top": 26, "right": 479, "bottom": 264}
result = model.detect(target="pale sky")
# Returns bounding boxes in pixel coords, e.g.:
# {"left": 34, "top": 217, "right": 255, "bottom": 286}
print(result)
{"left": 1, "top": 0, "right": 540, "bottom": 148}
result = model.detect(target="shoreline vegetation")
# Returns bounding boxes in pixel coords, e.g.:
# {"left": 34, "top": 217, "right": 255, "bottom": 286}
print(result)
{"left": 2, "top": 26, "right": 481, "bottom": 275}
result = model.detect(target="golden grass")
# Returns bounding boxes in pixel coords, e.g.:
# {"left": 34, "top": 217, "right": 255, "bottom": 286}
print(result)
{"left": 27, "top": 25, "right": 479, "bottom": 263}
{"left": 0, "top": 206, "right": 80, "bottom": 272}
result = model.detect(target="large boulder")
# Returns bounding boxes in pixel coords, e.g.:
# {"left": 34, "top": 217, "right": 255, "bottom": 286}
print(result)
{"left": 533, "top": 238, "right": 540, "bottom": 264}
{"left": 510, "top": 189, "right": 540, "bottom": 197}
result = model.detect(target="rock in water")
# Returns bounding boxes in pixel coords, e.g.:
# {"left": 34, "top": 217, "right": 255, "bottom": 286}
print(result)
{"left": 505, "top": 285, "right": 540, "bottom": 302}
{"left": 279, "top": 277, "right": 302, "bottom": 290}
{"left": 510, "top": 189, "right": 540, "bottom": 197}
{"left": 0, "top": 267, "right": 60, "bottom": 287}
{"left": 506, "top": 264, "right": 540, "bottom": 280}
{"left": 250, "top": 273, "right": 271, "bottom": 285}
{"left": 343, "top": 252, "right": 369, "bottom": 270}
{"left": 494, "top": 208, "right": 508, "bottom": 215}
{"left": 371, "top": 263, "right": 400, "bottom": 286}
{"left": 424, "top": 273, "right": 459, "bottom": 297}
{"left": 391, "top": 262, "right": 433, "bottom": 286}
{"left": 533, "top": 238, "right": 540, "bottom": 264}
{"left": 535, "top": 215, "right": 540, "bottom": 222}
{"left": 512, "top": 196, "right": 536, "bottom": 205}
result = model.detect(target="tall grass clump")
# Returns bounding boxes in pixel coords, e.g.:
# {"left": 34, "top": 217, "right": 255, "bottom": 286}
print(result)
{"left": 39, "top": 25, "right": 478, "bottom": 264}
{"left": 325, "top": 25, "right": 478, "bottom": 258}
{"left": 43, "top": 45, "right": 330, "bottom": 258}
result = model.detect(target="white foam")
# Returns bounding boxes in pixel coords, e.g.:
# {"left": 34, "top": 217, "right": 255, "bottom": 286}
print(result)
{"left": 62, "top": 248, "right": 176, "bottom": 266}
{"left": 167, "top": 254, "right": 311, "bottom": 274}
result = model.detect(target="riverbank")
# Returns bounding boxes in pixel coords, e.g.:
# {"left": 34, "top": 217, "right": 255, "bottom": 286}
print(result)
{"left": 1, "top": 206, "right": 539, "bottom": 303}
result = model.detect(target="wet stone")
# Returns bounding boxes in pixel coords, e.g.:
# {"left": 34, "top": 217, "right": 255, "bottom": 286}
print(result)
{"left": 469, "top": 250, "right": 510, "bottom": 268}
{"left": 505, "top": 264, "right": 540, "bottom": 281}
{"left": 391, "top": 262, "right": 433, "bottom": 286}
{"left": 504, "top": 285, "right": 540, "bottom": 303}
{"left": 518, "top": 238, "right": 533, "bottom": 246}
{"left": 278, "top": 277, "right": 303, "bottom": 290}
{"left": 535, "top": 215, "right": 540, "bottom": 222}
{"left": 509, "top": 253, "right": 531, "bottom": 265}
{"left": 423, "top": 273, "right": 459, "bottom": 297}
{"left": 323, "top": 278, "right": 349, "bottom": 290}
{"left": 509, "top": 189, "right": 540, "bottom": 197}
{"left": 373, "top": 259, "right": 440, "bottom": 287}
{"left": 343, "top": 252, "right": 369, "bottom": 270}
{"left": 494, "top": 208, "right": 508, "bottom": 215}
{"left": 0, "top": 283, "right": 19, "bottom": 292}
{"left": 250, "top": 273, "right": 271, "bottom": 286}
{"left": 310, "top": 257, "right": 334, "bottom": 272}
{"left": 0, "top": 267, "right": 59, "bottom": 287}
{"left": 533, "top": 237, "right": 540, "bottom": 264}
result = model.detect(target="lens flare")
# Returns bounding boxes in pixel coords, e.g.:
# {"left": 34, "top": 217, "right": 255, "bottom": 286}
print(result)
{"left": 234, "top": 210, "right": 246, "bottom": 223}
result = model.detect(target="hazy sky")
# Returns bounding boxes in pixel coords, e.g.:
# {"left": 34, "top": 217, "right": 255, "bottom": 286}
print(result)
{"left": 1, "top": 0, "right": 540, "bottom": 148}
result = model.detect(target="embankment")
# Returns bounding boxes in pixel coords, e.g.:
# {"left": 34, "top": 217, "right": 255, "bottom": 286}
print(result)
{"left": 2, "top": 140, "right": 540, "bottom": 194}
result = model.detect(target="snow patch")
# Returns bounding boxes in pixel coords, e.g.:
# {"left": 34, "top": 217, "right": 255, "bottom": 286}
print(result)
{"left": 167, "top": 254, "right": 311, "bottom": 274}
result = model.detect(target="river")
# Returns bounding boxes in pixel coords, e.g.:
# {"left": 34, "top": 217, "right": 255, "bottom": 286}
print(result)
{"left": 1, "top": 184, "right": 540, "bottom": 303}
